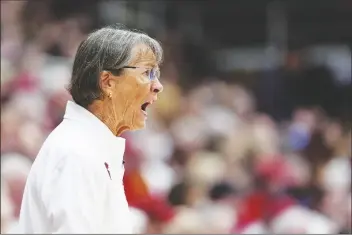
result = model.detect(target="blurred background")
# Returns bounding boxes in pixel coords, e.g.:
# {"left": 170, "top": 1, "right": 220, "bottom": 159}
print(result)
{"left": 1, "top": 0, "right": 351, "bottom": 233}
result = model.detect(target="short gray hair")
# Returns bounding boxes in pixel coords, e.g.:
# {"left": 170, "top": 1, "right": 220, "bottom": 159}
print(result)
{"left": 68, "top": 24, "right": 163, "bottom": 108}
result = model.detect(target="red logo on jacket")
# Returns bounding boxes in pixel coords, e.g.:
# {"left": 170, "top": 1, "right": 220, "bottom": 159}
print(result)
{"left": 104, "top": 162, "right": 112, "bottom": 180}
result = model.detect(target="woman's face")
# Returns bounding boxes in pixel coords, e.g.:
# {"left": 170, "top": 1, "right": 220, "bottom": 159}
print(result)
{"left": 106, "top": 44, "right": 163, "bottom": 133}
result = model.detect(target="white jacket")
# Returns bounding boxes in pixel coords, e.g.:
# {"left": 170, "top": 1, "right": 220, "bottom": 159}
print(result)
{"left": 16, "top": 101, "right": 132, "bottom": 234}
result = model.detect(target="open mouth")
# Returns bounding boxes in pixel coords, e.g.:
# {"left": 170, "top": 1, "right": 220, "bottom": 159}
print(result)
{"left": 141, "top": 102, "right": 150, "bottom": 114}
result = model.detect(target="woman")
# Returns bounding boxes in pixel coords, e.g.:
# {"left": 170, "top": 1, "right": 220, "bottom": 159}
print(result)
{"left": 17, "top": 25, "right": 163, "bottom": 234}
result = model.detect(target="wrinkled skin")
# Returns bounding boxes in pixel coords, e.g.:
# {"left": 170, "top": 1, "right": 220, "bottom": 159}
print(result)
{"left": 89, "top": 44, "right": 163, "bottom": 136}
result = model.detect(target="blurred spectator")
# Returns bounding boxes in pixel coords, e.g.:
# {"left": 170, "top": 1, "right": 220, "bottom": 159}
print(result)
{"left": 1, "top": 179, "right": 15, "bottom": 233}
{"left": 1, "top": 153, "right": 32, "bottom": 221}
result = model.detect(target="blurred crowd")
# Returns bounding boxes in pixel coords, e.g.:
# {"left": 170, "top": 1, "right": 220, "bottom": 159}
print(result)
{"left": 1, "top": 1, "right": 351, "bottom": 234}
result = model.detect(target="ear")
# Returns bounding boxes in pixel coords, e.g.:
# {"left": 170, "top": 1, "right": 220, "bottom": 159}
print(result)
{"left": 99, "top": 71, "right": 117, "bottom": 96}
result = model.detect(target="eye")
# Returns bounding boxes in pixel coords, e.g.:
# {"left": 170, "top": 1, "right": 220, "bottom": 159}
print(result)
{"left": 143, "top": 69, "right": 151, "bottom": 77}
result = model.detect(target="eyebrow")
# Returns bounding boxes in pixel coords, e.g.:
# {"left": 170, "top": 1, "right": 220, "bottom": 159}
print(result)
{"left": 133, "top": 62, "right": 158, "bottom": 68}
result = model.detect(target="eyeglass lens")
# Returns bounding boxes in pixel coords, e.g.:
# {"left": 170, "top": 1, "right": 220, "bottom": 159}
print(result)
{"left": 150, "top": 68, "right": 158, "bottom": 81}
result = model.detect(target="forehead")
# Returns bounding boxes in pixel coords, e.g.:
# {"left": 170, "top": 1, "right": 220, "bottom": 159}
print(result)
{"left": 129, "top": 44, "right": 158, "bottom": 67}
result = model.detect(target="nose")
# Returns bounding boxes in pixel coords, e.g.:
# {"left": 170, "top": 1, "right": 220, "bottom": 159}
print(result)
{"left": 151, "top": 79, "right": 163, "bottom": 93}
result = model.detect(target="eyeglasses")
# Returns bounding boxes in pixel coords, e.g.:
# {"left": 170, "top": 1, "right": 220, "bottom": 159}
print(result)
{"left": 104, "top": 66, "right": 160, "bottom": 81}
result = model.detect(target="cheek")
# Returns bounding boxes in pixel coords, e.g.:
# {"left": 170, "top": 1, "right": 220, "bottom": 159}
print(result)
{"left": 117, "top": 77, "right": 150, "bottom": 108}
{"left": 136, "top": 84, "right": 151, "bottom": 102}
{"left": 132, "top": 76, "right": 151, "bottom": 99}
{"left": 135, "top": 76, "right": 152, "bottom": 97}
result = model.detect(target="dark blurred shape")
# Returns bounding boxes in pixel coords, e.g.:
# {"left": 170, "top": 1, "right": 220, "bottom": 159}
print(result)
{"left": 297, "top": 66, "right": 338, "bottom": 116}
{"left": 302, "top": 130, "right": 334, "bottom": 185}
{"left": 167, "top": 181, "right": 189, "bottom": 206}
{"left": 20, "top": 1, "right": 52, "bottom": 41}
{"left": 49, "top": 0, "right": 98, "bottom": 25}
{"left": 168, "top": 148, "right": 189, "bottom": 167}
{"left": 286, "top": 185, "right": 324, "bottom": 211}
{"left": 255, "top": 51, "right": 341, "bottom": 121}
{"left": 204, "top": 135, "right": 225, "bottom": 153}
{"left": 209, "top": 182, "right": 235, "bottom": 201}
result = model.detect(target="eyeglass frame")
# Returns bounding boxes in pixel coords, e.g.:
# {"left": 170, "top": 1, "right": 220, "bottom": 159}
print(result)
{"left": 103, "top": 66, "right": 160, "bottom": 81}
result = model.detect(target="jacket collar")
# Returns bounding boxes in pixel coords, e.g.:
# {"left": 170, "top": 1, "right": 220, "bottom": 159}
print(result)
{"left": 63, "top": 101, "right": 125, "bottom": 168}
{"left": 64, "top": 101, "right": 115, "bottom": 137}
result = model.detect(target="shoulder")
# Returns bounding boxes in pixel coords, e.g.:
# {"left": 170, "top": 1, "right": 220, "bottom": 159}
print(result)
{"left": 33, "top": 126, "right": 105, "bottom": 187}
{"left": 42, "top": 121, "right": 103, "bottom": 162}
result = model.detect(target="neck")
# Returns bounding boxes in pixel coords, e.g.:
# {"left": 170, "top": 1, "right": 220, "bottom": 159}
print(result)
{"left": 88, "top": 100, "right": 129, "bottom": 136}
